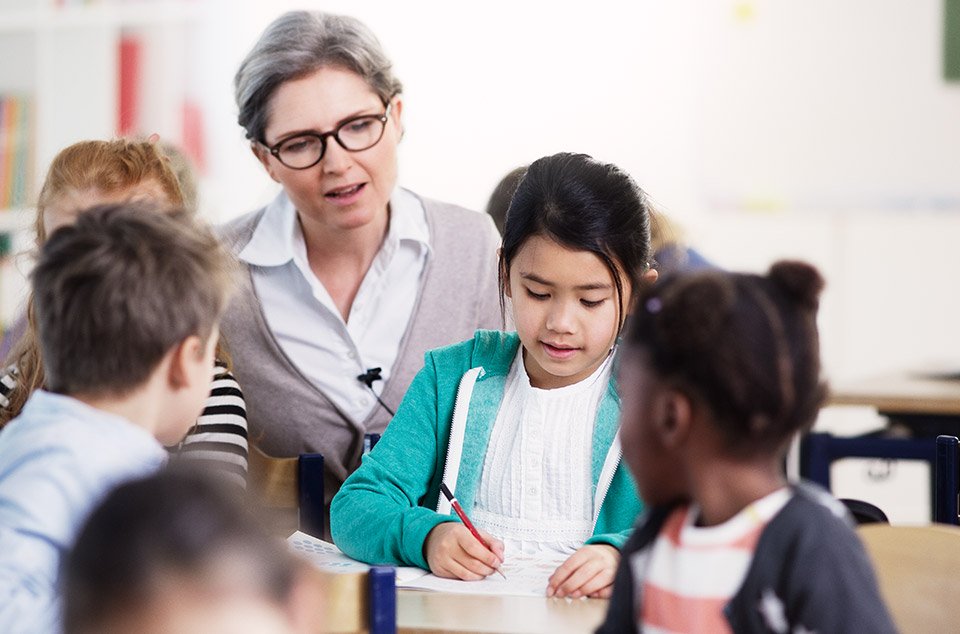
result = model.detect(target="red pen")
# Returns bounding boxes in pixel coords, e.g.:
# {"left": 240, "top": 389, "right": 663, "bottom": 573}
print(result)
{"left": 440, "top": 482, "right": 507, "bottom": 579}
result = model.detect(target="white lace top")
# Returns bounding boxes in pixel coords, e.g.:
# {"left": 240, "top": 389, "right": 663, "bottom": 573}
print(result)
{"left": 472, "top": 348, "right": 613, "bottom": 557}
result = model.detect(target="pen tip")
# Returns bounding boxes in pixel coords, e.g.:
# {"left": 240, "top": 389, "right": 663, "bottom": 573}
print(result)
{"left": 440, "top": 482, "right": 452, "bottom": 499}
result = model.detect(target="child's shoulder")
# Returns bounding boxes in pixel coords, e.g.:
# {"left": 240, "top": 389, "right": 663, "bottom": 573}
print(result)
{"left": 785, "top": 482, "right": 857, "bottom": 528}
{"left": 425, "top": 330, "right": 520, "bottom": 375}
{"left": 750, "top": 483, "right": 870, "bottom": 579}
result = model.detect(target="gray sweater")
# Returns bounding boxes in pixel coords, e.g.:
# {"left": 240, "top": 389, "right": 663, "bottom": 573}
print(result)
{"left": 218, "top": 192, "right": 502, "bottom": 525}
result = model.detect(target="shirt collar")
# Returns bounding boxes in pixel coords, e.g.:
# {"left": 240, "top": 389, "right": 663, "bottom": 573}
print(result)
{"left": 237, "top": 188, "right": 430, "bottom": 268}
{"left": 389, "top": 187, "right": 431, "bottom": 253}
{"left": 237, "top": 191, "right": 298, "bottom": 267}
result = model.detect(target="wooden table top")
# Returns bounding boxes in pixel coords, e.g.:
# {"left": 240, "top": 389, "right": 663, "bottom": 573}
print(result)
{"left": 827, "top": 372, "right": 960, "bottom": 416}
{"left": 397, "top": 590, "right": 608, "bottom": 634}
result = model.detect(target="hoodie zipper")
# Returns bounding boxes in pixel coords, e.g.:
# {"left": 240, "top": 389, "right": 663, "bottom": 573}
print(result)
{"left": 592, "top": 436, "right": 622, "bottom": 530}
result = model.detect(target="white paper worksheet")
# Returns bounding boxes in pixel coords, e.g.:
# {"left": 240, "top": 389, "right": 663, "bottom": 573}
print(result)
{"left": 286, "top": 531, "right": 428, "bottom": 583}
{"left": 288, "top": 531, "right": 566, "bottom": 597}
{"left": 398, "top": 553, "right": 568, "bottom": 598}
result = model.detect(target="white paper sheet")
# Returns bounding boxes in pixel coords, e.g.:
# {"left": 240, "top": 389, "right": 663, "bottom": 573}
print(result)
{"left": 286, "top": 531, "right": 428, "bottom": 583}
{"left": 288, "top": 531, "right": 567, "bottom": 597}
{"left": 398, "top": 554, "right": 568, "bottom": 598}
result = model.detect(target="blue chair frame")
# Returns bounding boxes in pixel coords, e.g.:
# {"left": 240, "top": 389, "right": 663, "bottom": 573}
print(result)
{"left": 296, "top": 433, "right": 382, "bottom": 539}
{"left": 297, "top": 453, "right": 325, "bottom": 538}
{"left": 935, "top": 435, "right": 959, "bottom": 525}
{"left": 800, "top": 432, "right": 939, "bottom": 514}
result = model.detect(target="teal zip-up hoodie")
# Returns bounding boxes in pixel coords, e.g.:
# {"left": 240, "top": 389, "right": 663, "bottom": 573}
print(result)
{"left": 330, "top": 330, "right": 643, "bottom": 570}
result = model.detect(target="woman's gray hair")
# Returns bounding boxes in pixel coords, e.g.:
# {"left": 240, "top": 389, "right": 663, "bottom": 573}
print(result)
{"left": 234, "top": 11, "right": 403, "bottom": 143}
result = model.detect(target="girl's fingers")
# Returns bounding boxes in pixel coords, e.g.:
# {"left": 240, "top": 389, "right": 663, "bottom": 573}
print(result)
{"left": 553, "top": 560, "right": 602, "bottom": 598}
{"left": 443, "top": 557, "right": 487, "bottom": 581}
{"left": 547, "top": 550, "right": 588, "bottom": 596}
{"left": 457, "top": 530, "right": 502, "bottom": 571}
{"left": 589, "top": 585, "right": 614, "bottom": 599}
{"left": 477, "top": 529, "right": 506, "bottom": 561}
{"left": 575, "top": 567, "right": 615, "bottom": 597}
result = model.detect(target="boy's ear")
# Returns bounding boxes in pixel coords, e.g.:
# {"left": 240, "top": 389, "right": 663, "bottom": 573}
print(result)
{"left": 251, "top": 143, "right": 281, "bottom": 184}
{"left": 167, "top": 335, "right": 203, "bottom": 389}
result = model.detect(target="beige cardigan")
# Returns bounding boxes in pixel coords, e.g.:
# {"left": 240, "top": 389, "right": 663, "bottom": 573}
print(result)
{"left": 218, "top": 191, "right": 502, "bottom": 524}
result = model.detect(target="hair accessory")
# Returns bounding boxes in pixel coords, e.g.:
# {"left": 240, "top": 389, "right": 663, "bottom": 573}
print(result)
{"left": 645, "top": 297, "right": 663, "bottom": 313}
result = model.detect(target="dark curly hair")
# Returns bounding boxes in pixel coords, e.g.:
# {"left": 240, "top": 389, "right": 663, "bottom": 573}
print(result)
{"left": 625, "top": 260, "right": 828, "bottom": 454}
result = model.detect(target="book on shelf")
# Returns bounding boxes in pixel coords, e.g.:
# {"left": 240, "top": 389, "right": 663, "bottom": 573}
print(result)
{"left": 118, "top": 34, "right": 142, "bottom": 136}
{"left": 0, "top": 94, "right": 33, "bottom": 210}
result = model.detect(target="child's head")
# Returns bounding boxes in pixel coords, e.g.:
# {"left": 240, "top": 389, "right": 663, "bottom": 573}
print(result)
{"left": 0, "top": 139, "right": 201, "bottom": 427}
{"left": 498, "top": 152, "right": 656, "bottom": 388}
{"left": 35, "top": 138, "right": 185, "bottom": 244}
{"left": 31, "top": 204, "right": 234, "bottom": 442}
{"left": 485, "top": 165, "right": 527, "bottom": 234}
{"left": 63, "top": 469, "right": 315, "bottom": 634}
{"left": 619, "top": 261, "right": 828, "bottom": 506}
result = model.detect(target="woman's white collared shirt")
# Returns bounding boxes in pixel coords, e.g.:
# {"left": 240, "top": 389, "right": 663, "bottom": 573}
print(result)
{"left": 238, "top": 188, "right": 431, "bottom": 425}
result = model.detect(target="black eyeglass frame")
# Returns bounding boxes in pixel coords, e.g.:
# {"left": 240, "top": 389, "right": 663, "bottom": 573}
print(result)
{"left": 264, "top": 102, "right": 392, "bottom": 170}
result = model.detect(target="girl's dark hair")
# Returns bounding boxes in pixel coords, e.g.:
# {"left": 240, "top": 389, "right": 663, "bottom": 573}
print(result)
{"left": 498, "top": 152, "right": 652, "bottom": 329}
{"left": 63, "top": 468, "right": 296, "bottom": 634}
{"left": 626, "top": 260, "right": 828, "bottom": 454}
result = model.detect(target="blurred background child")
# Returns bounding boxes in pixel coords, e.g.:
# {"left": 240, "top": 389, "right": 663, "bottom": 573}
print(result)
{"left": 486, "top": 164, "right": 713, "bottom": 276}
{"left": 0, "top": 139, "right": 249, "bottom": 487}
{"left": 600, "top": 261, "right": 896, "bottom": 633}
{"left": 63, "top": 468, "right": 323, "bottom": 634}
{"left": 0, "top": 204, "right": 235, "bottom": 631}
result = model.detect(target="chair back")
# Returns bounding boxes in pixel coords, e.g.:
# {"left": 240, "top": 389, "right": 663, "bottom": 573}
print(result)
{"left": 859, "top": 524, "right": 960, "bottom": 632}
{"left": 248, "top": 445, "right": 325, "bottom": 538}
{"left": 935, "top": 435, "right": 959, "bottom": 524}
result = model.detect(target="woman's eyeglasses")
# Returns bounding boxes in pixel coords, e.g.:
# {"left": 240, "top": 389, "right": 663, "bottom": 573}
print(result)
{"left": 265, "top": 103, "right": 391, "bottom": 170}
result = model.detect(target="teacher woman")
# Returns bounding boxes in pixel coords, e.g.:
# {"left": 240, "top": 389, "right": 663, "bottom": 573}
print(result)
{"left": 220, "top": 11, "right": 502, "bottom": 517}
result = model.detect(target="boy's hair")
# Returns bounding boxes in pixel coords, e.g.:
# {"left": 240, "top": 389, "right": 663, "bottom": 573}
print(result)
{"left": 626, "top": 260, "right": 828, "bottom": 454}
{"left": 0, "top": 139, "right": 189, "bottom": 424}
{"left": 62, "top": 468, "right": 296, "bottom": 634}
{"left": 497, "top": 152, "right": 653, "bottom": 331}
{"left": 32, "top": 203, "right": 234, "bottom": 397}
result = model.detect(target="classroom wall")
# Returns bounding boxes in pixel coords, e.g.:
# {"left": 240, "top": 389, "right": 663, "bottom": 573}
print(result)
{"left": 192, "top": 0, "right": 960, "bottom": 385}
{"left": 6, "top": 0, "right": 958, "bottom": 385}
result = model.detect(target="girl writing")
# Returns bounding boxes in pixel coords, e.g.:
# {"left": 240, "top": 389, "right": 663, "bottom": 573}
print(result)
{"left": 332, "top": 152, "right": 657, "bottom": 599}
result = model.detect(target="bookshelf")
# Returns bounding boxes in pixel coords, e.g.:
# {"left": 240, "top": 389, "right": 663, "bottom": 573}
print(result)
{"left": 0, "top": 0, "right": 212, "bottom": 328}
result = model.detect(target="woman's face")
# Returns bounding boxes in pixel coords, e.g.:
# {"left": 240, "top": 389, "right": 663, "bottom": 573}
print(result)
{"left": 256, "top": 66, "right": 402, "bottom": 235}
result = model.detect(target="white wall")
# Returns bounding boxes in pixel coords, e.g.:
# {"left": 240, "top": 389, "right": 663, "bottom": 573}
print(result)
{"left": 193, "top": 0, "right": 960, "bottom": 384}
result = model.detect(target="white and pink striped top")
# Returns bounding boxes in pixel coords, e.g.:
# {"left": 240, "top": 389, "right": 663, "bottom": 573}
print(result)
{"left": 636, "top": 487, "right": 793, "bottom": 634}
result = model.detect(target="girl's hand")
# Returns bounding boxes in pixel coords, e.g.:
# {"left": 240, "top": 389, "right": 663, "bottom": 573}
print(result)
{"left": 546, "top": 544, "right": 620, "bottom": 599}
{"left": 424, "top": 522, "right": 505, "bottom": 580}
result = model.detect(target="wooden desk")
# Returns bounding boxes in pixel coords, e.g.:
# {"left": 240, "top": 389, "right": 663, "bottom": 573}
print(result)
{"left": 316, "top": 572, "right": 608, "bottom": 634}
{"left": 828, "top": 372, "right": 960, "bottom": 416}
{"left": 397, "top": 590, "right": 608, "bottom": 634}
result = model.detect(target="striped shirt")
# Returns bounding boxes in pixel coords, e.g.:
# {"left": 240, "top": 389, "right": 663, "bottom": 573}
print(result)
{"left": 638, "top": 488, "right": 792, "bottom": 634}
{"left": 0, "top": 360, "right": 249, "bottom": 488}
